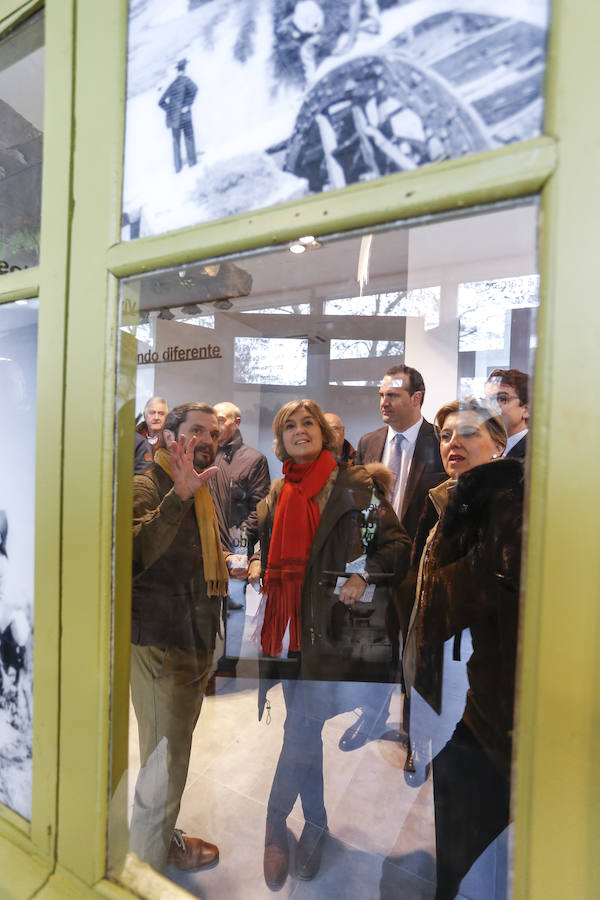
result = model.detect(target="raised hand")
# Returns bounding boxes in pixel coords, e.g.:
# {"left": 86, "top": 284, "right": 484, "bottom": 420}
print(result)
{"left": 167, "top": 434, "right": 218, "bottom": 500}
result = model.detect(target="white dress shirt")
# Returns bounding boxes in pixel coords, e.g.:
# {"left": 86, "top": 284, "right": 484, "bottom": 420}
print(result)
{"left": 504, "top": 428, "right": 528, "bottom": 457}
{"left": 382, "top": 417, "right": 423, "bottom": 519}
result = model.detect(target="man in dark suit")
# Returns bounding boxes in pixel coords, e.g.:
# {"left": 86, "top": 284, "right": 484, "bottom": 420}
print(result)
{"left": 486, "top": 368, "right": 529, "bottom": 460}
{"left": 343, "top": 365, "right": 445, "bottom": 758}
{"left": 354, "top": 364, "right": 445, "bottom": 540}
{"left": 159, "top": 59, "right": 198, "bottom": 173}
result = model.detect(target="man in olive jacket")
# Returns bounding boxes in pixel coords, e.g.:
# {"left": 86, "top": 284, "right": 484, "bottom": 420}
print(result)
{"left": 129, "top": 402, "right": 241, "bottom": 873}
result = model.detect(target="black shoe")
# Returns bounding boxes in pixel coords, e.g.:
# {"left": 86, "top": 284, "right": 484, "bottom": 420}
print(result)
{"left": 227, "top": 597, "right": 243, "bottom": 611}
{"left": 404, "top": 757, "right": 431, "bottom": 788}
{"left": 205, "top": 670, "right": 236, "bottom": 696}
{"left": 339, "top": 712, "right": 372, "bottom": 751}
{"left": 295, "top": 823, "right": 328, "bottom": 881}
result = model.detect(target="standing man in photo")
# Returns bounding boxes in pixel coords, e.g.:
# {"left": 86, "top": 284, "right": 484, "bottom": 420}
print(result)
{"left": 159, "top": 59, "right": 198, "bottom": 174}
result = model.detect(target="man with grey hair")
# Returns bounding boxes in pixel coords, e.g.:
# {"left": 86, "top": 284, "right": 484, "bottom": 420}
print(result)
{"left": 138, "top": 396, "right": 169, "bottom": 453}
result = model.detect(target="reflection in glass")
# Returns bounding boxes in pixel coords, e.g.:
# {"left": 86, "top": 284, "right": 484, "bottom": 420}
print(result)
{"left": 330, "top": 339, "right": 405, "bottom": 359}
{"left": 233, "top": 336, "right": 308, "bottom": 386}
{"left": 0, "top": 299, "right": 38, "bottom": 819}
{"left": 325, "top": 288, "right": 440, "bottom": 330}
{"left": 0, "top": 12, "right": 44, "bottom": 273}
{"left": 458, "top": 275, "right": 540, "bottom": 352}
{"left": 111, "top": 203, "right": 539, "bottom": 898}
{"left": 242, "top": 305, "right": 311, "bottom": 316}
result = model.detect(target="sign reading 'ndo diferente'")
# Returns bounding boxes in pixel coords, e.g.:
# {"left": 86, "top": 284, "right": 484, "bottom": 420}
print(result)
{"left": 137, "top": 343, "right": 222, "bottom": 365}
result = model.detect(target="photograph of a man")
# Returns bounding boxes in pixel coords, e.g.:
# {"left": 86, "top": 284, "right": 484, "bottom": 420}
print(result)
{"left": 158, "top": 59, "right": 198, "bottom": 173}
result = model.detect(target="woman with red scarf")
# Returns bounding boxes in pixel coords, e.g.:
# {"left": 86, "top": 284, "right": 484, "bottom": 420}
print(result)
{"left": 248, "top": 399, "right": 409, "bottom": 890}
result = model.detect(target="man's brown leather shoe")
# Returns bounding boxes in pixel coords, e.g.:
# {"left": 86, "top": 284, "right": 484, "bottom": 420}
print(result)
{"left": 263, "top": 821, "right": 289, "bottom": 891}
{"left": 167, "top": 829, "right": 219, "bottom": 870}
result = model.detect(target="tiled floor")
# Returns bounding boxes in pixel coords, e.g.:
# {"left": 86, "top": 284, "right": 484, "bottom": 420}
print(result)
{"left": 125, "top": 600, "right": 509, "bottom": 899}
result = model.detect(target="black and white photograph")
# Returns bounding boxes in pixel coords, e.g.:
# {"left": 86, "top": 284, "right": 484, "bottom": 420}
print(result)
{"left": 0, "top": 300, "right": 37, "bottom": 820}
{"left": 122, "top": 0, "right": 550, "bottom": 240}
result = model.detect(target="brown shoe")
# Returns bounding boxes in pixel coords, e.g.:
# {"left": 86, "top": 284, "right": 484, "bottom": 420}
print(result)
{"left": 264, "top": 821, "right": 289, "bottom": 891}
{"left": 167, "top": 829, "right": 219, "bottom": 870}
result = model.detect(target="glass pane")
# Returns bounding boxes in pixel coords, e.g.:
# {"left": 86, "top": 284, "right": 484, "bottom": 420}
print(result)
{"left": 0, "top": 11, "right": 44, "bottom": 273}
{"left": 121, "top": 1, "right": 550, "bottom": 239}
{"left": 110, "top": 202, "right": 538, "bottom": 899}
{"left": 0, "top": 298, "right": 38, "bottom": 819}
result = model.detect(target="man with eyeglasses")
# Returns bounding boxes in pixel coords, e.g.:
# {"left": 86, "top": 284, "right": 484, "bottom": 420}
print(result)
{"left": 486, "top": 368, "right": 530, "bottom": 460}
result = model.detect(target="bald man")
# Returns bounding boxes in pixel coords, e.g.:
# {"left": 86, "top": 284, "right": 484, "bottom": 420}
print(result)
{"left": 214, "top": 402, "right": 270, "bottom": 550}
{"left": 324, "top": 412, "right": 356, "bottom": 469}
{"left": 211, "top": 402, "right": 271, "bottom": 683}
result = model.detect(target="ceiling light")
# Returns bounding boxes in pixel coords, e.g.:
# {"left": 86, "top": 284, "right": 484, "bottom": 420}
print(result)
{"left": 298, "top": 235, "right": 315, "bottom": 244}
{"left": 289, "top": 242, "right": 306, "bottom": 254}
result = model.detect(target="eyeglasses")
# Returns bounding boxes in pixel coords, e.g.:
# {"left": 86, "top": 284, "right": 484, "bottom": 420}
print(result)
{"left": 494, "top": 392, "right": 519, "bottom": 405}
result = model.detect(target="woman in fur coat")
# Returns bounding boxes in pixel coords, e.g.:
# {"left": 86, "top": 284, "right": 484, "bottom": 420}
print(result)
{"left": 402, "top": 398, "right": 524, "bottom": 900}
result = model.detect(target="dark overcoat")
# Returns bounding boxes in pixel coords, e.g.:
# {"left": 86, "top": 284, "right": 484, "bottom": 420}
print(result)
{"left": 353, "top": 419, "right": 446, "bottom": 540}
{"left": 256, "top": 464, "right": 410, "bottom": 693}
{"left": 404, "top": 459, "right": 524, "bottom": 769}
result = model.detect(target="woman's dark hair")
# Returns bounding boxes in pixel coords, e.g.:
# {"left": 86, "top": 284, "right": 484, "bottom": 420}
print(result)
{"left": 487, "top": 368, "right": 529, "bottom": 405}
{"left": 384, "top": 364, "right": 426, "bottom": 406}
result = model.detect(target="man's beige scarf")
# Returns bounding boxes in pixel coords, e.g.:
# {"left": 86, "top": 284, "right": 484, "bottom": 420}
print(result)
{"left": 155, "top": 448, "right": 229, "bottom": 597}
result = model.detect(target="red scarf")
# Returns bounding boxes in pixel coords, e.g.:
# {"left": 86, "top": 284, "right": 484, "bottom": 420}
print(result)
{"left": 261, "top": 449, "right": 337, "bottom": 656}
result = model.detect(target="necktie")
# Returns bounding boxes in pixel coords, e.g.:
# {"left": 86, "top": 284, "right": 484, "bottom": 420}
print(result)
{"left": 389, "top": 433, "right": 405, "bottom": 499}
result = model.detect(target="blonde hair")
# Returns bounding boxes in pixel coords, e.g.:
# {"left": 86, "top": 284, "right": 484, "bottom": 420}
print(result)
{"left": 272, "top": 399, "right": 337, "bottom": 461}
{"left": 435, "top": 398, "right": 507, "bottom": 450}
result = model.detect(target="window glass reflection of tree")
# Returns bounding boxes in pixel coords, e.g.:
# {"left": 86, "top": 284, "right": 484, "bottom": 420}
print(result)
{"left": 0, "top": 12, "right": 44, "bottom": 272}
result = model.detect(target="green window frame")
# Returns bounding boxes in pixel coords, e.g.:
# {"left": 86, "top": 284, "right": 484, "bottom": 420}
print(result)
{"left": 0, "top": 1, "right": 598, "bottom": 899}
